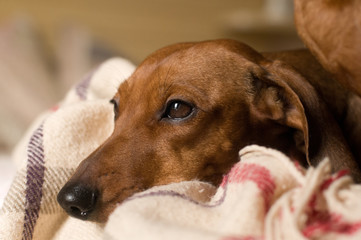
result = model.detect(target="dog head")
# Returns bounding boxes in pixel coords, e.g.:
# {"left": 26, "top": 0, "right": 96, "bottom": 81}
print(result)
{"left": 57, "top": 39, "right": 320, "bottom": 222}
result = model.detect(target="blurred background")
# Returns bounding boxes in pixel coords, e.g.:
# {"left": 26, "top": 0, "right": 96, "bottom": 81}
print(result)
{"left": 0, "top": 0, "right": 304, "bottom": 204}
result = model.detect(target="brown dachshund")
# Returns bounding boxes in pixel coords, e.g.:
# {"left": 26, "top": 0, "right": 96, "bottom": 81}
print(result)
{"left": 294, "top": 0, "right": 361, "bottom": 167}
{"left": 57, "top": 39, "right": 361, "bottom": 223}
{"left": 294, "top": 0, "right": 361, "bottom": 96}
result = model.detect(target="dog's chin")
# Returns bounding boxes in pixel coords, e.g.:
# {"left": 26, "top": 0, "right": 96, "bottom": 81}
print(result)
{"left": 87, "top": 203, "right": 117, "bottom": 223}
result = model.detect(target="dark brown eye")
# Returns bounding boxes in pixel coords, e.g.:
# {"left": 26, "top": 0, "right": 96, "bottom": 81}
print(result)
{"left": 164, "top": 100, "right": 194, "bottom": 120}
{"left": 110, "top": 99, "right": 119, "bottom": 120}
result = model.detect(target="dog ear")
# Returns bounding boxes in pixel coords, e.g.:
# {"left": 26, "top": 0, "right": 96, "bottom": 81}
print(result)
{"left": 248, "top": 65, "right": 310, "bottom": 165}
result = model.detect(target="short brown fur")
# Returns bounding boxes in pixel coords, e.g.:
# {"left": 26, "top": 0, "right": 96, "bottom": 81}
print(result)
{"left": 294, "top": 0, "right": 361, "bottom": 96}
{"left": 60, "top": 40, "right": 361, "bottom": 222}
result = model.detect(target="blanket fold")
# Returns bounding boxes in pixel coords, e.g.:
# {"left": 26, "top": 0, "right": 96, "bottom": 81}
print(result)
{"left": 1, "top": 57, "right": 360, "bottom": 240}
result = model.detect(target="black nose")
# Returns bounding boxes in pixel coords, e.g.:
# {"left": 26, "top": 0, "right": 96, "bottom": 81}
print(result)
{"left": 57, "top": 183, "right": 98, "bottom": 220}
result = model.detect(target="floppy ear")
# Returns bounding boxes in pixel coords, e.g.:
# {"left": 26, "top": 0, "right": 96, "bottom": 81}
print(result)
{"left": 248, "top": 65, "right": 310, "bottom": 165}
{"left": 241, "top": 57, "right": 359, "bottom": 180}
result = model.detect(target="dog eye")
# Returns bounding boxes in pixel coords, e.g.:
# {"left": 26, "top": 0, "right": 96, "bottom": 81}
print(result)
{"left": 110, "top": 99, "right": 119, "bottom": 119}
{"left": 164, "top": 100, "right": 194, "bottom": 120}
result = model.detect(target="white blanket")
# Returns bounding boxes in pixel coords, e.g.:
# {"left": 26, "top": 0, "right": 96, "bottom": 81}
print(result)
{"left": 1, "top": 58, "right": 361, "bottom": 240}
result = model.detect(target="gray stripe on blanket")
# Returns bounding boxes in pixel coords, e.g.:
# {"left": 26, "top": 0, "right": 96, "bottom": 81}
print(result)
{"left": 0, "top": 166, "right": 74, "bottom": 215}
{"left": 125, "top": 176, "right": 229, "bottom": 208}
{"left": 75, "top": 72, "right": 93, "bottom": 100}
{"left": 22, "top": 124, "right": 45, "bottom": 240}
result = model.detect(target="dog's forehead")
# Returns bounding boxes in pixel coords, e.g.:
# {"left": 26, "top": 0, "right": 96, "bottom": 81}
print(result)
{"left": 116, "top": 40, "right": 265, "bottom": 106}
{"left": 132, "top": 41, "right": 262, "bottom": 85}
{"left": 136, "top": 39, "right": 264, "bottom": 72}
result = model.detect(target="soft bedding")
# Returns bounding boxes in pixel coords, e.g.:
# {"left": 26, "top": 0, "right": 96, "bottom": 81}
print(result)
{"left": 1, "top": 57, "right": 361, "bottom": 240}
{"left": 0, "top": 154, "right": 15, "bottom": 208}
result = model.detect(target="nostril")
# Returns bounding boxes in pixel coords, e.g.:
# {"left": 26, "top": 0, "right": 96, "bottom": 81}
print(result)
{"left": 57, "top": 183, "right": 98, "bottom": 220}
{"left": 69, "top": 206, "right": 89, "bottom": 218}
{"left": 69, "top": 206, "right": 82, "bottom": 216}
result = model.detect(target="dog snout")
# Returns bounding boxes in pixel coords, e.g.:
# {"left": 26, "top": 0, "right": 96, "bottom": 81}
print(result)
{"left": 57, "top": 183, "right": 99, "bottom": 220}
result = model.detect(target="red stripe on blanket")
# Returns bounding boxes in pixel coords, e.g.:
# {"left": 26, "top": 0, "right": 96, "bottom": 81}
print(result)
{"left": 302, "top": 170, "right": 361, "bottom": 237}
{"left": 50, "top": 105, "right": 59, "bottom": 112}
{"left": 221, "top": 163, "right": 275, "bottom": 211}
{"left": 303, "top": 213, "right": 361, "bottom": 237}
{"left": 320, "top": 169, "right": 349, "bottom": 191}
{"left": 221, "top": 236, "right": 262, "bottom": 240}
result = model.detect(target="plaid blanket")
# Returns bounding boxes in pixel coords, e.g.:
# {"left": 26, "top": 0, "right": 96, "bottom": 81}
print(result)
{"left": 1, "top": 57, "right": 361, "bottom": 240}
